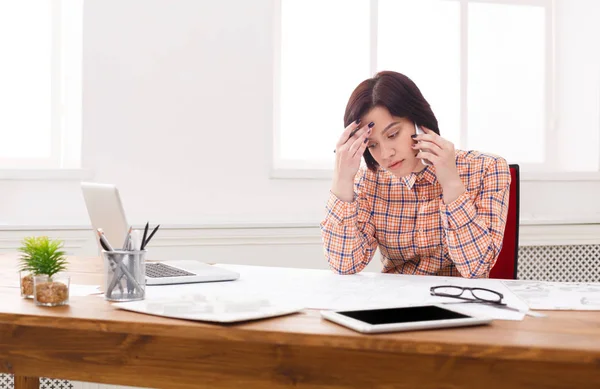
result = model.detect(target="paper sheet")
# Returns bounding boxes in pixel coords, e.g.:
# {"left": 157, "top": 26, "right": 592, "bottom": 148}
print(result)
{"left": 503, "top": 279, "right": 600, "bottom": 310}
{"left": 70, "top": 284, "right": 103, "bottom": 296}
{"left": 144, "top": 264, "right": 530, "bottom": 321}
{"left": 113, "top": 294, "right": 304, "bottom": 323}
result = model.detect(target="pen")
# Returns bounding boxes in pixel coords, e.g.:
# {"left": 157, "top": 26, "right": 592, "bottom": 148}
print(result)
{"left": 96, "top": 229, "right": 114, "bottom": 251}
{"left": 348, "top": 127, "right": 361, "bottom": 138}
{"left": 98, "top": 236, "right": 110, "bottom": 252}
{"left": 131, "top": 229, "right": 141, "bottom": 251}
{"left": 122, "top": 226, "right": 133, "bottom": 293}
{"left": 141, "top": 224, "right": 160, "bottom": 250}
{"left": 333, "top": 120, "right": 368, "bottom": 153}
{"left": 122, "top": 226, "right": 133, "bottom": 250}
{"left": 127, "top": 232, "right": 134, "bottom": 250}
{"left": 98, "top": 228, "right": 124, "bottom": 296}
{"left": 141, "top": 222, "right": 149, "bottom": 250}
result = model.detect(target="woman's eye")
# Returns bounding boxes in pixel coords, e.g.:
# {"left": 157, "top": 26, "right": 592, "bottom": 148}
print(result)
{"left": 388, "top": 132, "right": 398, "bottom": 139}
{"left": 367, "top": 143, "right": 377, "bottom": 149}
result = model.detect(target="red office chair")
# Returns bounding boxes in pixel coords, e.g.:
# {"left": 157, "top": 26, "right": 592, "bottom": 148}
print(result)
{"left": 489, "top": 164, "right": 519, "bottom": 280}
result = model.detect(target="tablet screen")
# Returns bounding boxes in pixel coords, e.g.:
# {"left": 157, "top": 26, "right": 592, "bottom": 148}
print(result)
{"left": 337, "top": 305, "right": 471, "bottom": 325}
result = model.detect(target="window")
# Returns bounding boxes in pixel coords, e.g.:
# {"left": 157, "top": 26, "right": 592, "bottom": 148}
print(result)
{"left": 0, "top": 0, "right": 83, "bottom": 170}
{"left": 275, "top": 0, "right": 558, "bottom": 175}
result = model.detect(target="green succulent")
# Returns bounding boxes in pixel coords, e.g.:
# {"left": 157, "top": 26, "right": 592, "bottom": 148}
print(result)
{"left": 18, "top": 236, "right": 68, "bottom": 279}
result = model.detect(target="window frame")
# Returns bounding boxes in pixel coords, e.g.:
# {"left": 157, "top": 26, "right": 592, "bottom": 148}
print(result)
{"left": 0, "top": 0, "right": 84, "bottom": 175}
{"left": 272, "top": 0, "right": 559, "bottom": 178}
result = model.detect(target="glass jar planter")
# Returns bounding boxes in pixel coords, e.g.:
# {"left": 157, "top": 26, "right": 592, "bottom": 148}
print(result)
{"left": 33, "top": 273, "right": 70, "bottom": 307}
{"left": 20, "top": 271, "right": 35, "bottom": 298}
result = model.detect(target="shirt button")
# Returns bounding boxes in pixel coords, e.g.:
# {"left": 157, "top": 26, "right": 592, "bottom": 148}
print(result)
{"left": 421, "top": 196, "right": 427, "bottom": 201}
{"left": 419, "top": 229, "right": 423, "bottom": 233}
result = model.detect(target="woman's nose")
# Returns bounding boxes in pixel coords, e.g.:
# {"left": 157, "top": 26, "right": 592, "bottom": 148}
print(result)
{"left": 381, "top": 144, "right": 395, "bottom": 159}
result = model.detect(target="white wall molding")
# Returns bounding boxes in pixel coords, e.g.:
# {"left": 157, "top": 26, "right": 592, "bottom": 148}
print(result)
{"left": 0, "top": 237, "right": 88, "bottom": 251}
{"left": 1, "top": 223, "right": 598, "bottom": 257}
{"left": 519, "top": 223, "right": 600, "bottom": 246}
{"left": 0, "top": 225, "right": 337, "bottom": 271}
{"left": 0, "top": 229, "right": 92, "bottom": 254}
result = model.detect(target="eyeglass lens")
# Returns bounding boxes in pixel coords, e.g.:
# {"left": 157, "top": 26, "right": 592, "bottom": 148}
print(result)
{"left": 470, "top": 288, "right": 502, "bottom": 302}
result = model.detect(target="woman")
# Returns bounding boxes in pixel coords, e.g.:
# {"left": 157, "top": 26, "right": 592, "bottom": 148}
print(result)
{"left": 320, "top": 71, "right": 510, "bottom": 278}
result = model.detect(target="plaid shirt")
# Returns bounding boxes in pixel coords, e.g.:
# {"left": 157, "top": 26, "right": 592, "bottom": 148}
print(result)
{"left": 320, "top": 150, "right": 510, "bottom": 278}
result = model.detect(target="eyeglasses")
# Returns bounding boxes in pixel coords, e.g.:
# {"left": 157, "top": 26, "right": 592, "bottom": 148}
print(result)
{"left": 430, "top": 285, "right": 505, "bottom": 305}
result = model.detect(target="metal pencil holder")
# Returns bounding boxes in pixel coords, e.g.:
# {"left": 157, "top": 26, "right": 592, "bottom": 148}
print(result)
{"left": 103, "top": 250, "right": 146, "bottom": 302}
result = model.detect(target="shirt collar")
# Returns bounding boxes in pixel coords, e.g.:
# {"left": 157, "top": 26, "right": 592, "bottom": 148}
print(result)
{"left": 401, "top": 164, "right": 438, "bottom": 190}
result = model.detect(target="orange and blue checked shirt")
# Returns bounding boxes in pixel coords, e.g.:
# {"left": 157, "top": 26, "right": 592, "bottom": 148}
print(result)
{"left": 320, "top": 150, "right": 511, "bottom": 278}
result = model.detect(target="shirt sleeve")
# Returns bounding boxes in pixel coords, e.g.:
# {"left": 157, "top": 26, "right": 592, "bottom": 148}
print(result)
{"left": 319, "top": 169, "right": 378, "bottom": 274}
{"left": 439, "top": 158, "right": 511, "bottom": 278}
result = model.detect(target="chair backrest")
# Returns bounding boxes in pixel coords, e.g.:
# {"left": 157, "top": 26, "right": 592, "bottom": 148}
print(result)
{"left": 489, "top": 164, "right": 520, "bottom": 280}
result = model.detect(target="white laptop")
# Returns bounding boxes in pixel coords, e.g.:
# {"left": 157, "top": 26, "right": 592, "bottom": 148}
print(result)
{"left": 80, "top": 182, "right": 240, "bottom": 285}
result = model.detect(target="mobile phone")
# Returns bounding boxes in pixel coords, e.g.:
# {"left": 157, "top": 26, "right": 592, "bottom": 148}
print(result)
{"left": 414, "top": 123, "right": 432, "bottom": 166}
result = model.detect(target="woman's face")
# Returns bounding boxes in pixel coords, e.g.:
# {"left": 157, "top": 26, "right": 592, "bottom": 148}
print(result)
{"left": 361, "top": 106, "right": 425, "bottom": 178}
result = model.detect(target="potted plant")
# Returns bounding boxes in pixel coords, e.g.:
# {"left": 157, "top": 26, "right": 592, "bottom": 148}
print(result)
{"left": 18, "top": 236, "right": 70, "bottom": 306}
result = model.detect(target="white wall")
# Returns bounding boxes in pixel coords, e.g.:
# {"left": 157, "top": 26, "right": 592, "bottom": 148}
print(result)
{"left": 1, "top": 0, "right": 600, "bottom": 232}
{"left": 555, "top": 0, "right": 600, "bottom": 172}
{"left": 82, "top": 0, "right": 329, "bottom": 226}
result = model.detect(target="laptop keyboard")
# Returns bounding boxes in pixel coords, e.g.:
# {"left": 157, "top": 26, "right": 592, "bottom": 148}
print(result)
{"left": 146, "top": 262, "right": 196, "bottom": 278}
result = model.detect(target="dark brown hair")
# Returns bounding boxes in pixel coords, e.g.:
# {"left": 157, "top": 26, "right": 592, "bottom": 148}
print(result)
{"left": 344, "top": 71, "right": 439, "bottom": 171}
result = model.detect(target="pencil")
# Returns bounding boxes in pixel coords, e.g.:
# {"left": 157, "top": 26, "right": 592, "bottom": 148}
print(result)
{"left": 141, "top": 224, "right": 160, "bottom": 250}
{"left": 141, "top": 222, "right": 149, "bottom": 251}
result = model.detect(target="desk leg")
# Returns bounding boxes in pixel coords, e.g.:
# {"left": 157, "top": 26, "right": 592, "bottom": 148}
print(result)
{"left": 14, "top": 375, "right": 40, "bottom": 389}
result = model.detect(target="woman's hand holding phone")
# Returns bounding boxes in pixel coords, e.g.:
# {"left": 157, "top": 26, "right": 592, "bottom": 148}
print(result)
{"left": 411, "top": 127, "right": 465, "bottom": 203}
{"left": 414, "top": 123, "right": 432, "bottom": 166}
{"left": 331, "top": 120, "right": 372, "bottom": 202}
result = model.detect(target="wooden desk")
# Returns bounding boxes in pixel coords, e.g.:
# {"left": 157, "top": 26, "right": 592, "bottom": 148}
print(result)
{"left": 1, "top": 253, "right": 600, "bottom": 389}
